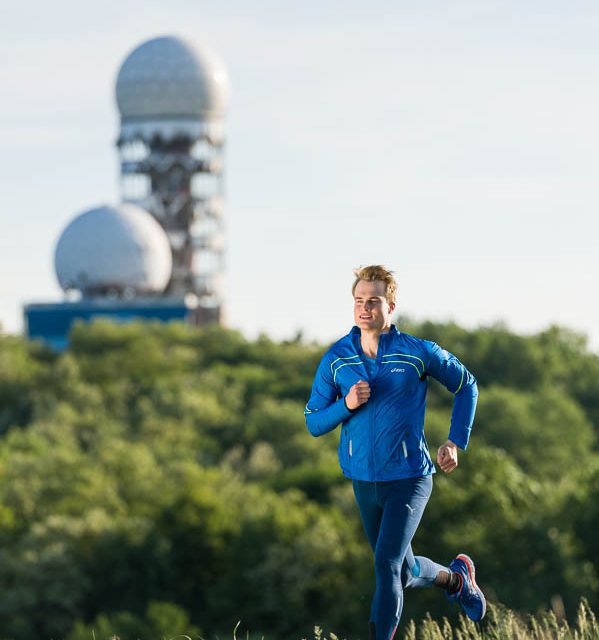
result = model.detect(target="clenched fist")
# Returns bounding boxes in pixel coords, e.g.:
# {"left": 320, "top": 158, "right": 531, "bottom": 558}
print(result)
{"left": 345, "top": 380, "right": 371, "bottom": 410}
{"left": 437, "top": 440, "right": 458, "bottom": 473}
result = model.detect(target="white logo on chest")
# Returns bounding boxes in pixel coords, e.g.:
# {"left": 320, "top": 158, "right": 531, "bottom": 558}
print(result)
{"left": 390, "top": 367, "right": 405, "bottom": 373}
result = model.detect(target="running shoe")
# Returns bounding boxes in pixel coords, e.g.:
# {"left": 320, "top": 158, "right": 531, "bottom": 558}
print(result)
{"left": 447, "top": 553, "right": 486, "bottom": 621}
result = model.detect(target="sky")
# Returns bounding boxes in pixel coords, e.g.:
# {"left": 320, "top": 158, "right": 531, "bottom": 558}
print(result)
{"left": 2, "top": 0, "right": 599, "bottom": 350}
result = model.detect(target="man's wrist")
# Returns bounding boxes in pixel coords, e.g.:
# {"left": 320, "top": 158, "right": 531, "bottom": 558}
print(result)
{"left": 344, "top": 397, "right": 356, "bottom": 412}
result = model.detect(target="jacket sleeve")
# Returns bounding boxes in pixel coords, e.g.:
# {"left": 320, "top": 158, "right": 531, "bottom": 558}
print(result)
{"left": 425, "top": 342, "right": 478, "bottom": 449}
{"left": 304, "top": 354, "right": 353, "bottom": 437}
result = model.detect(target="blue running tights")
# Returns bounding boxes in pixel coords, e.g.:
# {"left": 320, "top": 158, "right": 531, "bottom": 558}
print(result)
{"left": 352, "top": 476, "right": 448, "bottom": 640}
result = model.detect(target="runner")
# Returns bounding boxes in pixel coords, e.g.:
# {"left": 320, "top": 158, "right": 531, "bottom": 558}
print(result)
{"left": 304, "top": 265, "right": 486, "bottom": 640}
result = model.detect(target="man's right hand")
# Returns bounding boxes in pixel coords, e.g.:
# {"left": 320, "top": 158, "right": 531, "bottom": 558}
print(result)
{"left": 345, "top": 380, "right": 371, "bottom": 410}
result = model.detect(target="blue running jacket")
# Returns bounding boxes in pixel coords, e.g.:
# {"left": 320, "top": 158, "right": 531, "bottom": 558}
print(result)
{"left": 304, "top": 326, "right": 478, "bottom": 481}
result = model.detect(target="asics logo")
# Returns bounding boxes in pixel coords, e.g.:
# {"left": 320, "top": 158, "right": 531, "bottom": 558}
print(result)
{"left": 390, "top": 368, "right": 405, "bottom": 373}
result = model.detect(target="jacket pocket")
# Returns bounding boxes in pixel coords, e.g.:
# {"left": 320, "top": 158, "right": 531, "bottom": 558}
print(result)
{"left": 394, "top": 430, "right": 410, "bottom": 462}
{"left": 405, "top": 432, "right": 429, "bottom": 471}
{"left": 339, "top": 427, "right": 351, "bottom": 469}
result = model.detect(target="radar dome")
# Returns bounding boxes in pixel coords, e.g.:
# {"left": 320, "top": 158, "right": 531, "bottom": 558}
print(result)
{"left": 116, "top": 35, "right": 229, "bottom": 122}
{"left": 55, "top": 204, "right": 172, "bottom": 297}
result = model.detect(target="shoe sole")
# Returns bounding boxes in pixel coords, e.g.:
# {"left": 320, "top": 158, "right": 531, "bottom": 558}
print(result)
{"left": 456, "top": 553, "right": 487, "bottom": 621}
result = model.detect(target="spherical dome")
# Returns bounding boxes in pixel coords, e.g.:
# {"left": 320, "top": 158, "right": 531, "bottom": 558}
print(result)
{"left": 115, "top": 35, "right": 229, "bottom": 122}
{"left": 55, "top": 204, "right": 172, "bottom": 296}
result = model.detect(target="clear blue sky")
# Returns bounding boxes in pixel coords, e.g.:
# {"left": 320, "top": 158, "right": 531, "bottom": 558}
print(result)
{"left": 2, "top": 0, "right": 598, "bottom": 349}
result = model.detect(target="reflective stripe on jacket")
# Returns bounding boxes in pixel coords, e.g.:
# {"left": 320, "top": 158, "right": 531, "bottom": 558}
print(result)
{"left": 304, "top": 325, "right": 478, "bottom": 481}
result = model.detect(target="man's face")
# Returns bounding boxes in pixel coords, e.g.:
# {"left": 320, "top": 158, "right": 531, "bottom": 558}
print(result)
{"left": 353, "top": 279, "right": 395, "bottom": 331}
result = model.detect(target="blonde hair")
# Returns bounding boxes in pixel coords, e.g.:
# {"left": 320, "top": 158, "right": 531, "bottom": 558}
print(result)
{"left": 352, "top": 265, "right": 397, "bottom": 304}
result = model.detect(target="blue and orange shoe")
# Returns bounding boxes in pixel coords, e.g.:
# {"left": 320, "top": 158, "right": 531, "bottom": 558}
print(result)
{"left": 447, "top": 553, "right": 486, "bottom": 621}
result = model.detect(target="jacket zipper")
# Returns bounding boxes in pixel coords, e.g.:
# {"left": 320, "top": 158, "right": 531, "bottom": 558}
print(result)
{"left": 370, "top": 392, "right": 376, "bottom": 478}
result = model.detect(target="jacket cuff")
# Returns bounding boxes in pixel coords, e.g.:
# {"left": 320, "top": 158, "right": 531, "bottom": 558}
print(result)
{"left": 448, "top": 425, "right": 470, "bottom": 450}
{"left": 335, "top": 397, "right": 354, "bottom": 422}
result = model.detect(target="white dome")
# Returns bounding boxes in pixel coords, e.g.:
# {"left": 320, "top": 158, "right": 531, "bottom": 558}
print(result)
{"left": 55, "top": 204, "right": 172, "bottom": 296}
{"left": 115, "top": 35, "right": 229, "bottom": 123}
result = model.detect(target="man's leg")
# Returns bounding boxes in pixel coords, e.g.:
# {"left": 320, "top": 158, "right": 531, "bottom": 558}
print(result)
{"left": 370, "top": 476, "right": 433, "bottom": 640}
{"left": 352, "top": 480, "right": 383, "bottom": 634}
{"left": 352, "top": 480, "right": 382, "bottom": 551}
{"left": 401, "top": 545, "right": 451, "bottom": 589}
{"left": 401, "top": 542, "right": 487, "bottom": 621}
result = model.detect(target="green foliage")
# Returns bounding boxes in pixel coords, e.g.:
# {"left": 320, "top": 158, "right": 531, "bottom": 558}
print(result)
{"left": 67, "top": 600, "right": 201, "bottom": 640}
{"left": 400, "top": 599, "right": 599, "bottom": 640}
{"left": 474, "top": 385, "right": 594, "bottom": 477}
{"left": 0, "top": 319, "right": 597, "bottom": 639}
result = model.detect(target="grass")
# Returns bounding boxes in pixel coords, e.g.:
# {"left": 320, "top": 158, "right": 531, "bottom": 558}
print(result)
{"left": 83, "top": 599, "right": 599, "bottom": 640}
{"left": 300, "top": 599, "right": 599, "bottom": 640}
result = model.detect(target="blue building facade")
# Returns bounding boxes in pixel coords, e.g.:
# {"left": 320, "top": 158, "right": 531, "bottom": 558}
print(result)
{"left": 25, "top": 298, "right": 192, "bottom": 351}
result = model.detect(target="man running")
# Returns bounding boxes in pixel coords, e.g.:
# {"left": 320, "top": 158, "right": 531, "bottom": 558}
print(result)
{"left": 304, "top": 265, "right": 486, "bottom": 640}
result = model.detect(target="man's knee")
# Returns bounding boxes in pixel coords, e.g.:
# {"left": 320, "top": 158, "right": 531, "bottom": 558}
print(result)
{"left": 375, "top": 554, "right": 403, "bottom": 581}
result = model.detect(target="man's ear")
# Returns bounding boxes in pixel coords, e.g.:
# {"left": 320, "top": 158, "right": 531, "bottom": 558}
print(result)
{"left": 388, "top": 302, "right": 396, "bottom": 313}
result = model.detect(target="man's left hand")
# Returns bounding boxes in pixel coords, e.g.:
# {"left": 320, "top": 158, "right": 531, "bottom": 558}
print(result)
{"left": 437, "top": 440, "right": 458, "bottom": 473}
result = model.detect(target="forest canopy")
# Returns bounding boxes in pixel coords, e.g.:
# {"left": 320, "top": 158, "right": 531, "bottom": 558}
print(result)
{"left": 0, "top": 319, "right": 596, "bottom": 639}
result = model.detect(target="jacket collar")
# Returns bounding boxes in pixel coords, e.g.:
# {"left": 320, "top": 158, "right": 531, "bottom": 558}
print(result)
{"left": 350, "top": 324, "right": 399, "bottom": 337}
{"left": 349, "top": 324, "right": 399, "bottom": 351}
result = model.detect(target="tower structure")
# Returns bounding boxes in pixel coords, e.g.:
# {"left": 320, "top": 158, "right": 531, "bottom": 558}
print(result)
{"left": 25, "top": 203, "right": 191, "bottom": 351}
{"left": 115, "top": 35, "right": 229, "bottom": 323}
